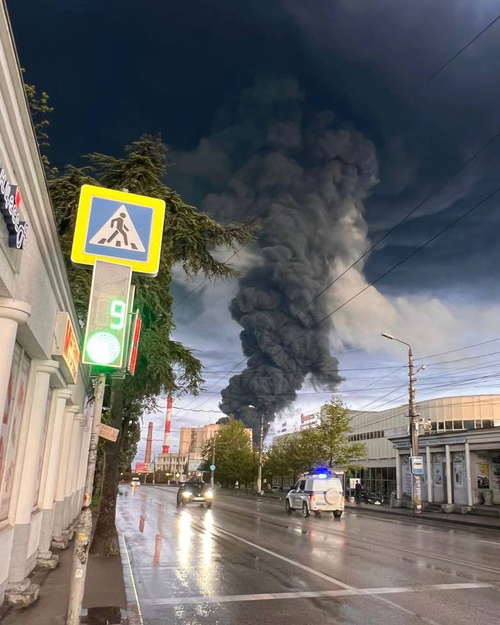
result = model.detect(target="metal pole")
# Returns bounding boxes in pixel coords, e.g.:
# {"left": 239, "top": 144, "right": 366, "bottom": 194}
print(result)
{"left": 153, "top": 455, "right": 156, "bottom": 486}
{"left": 210, "top": 442, "right": 215, "bottom": 489}
{"left": 408, "top": 347, "right": 422, "bottom": 514}
{"left": 66, "top": 373, "right": 106, "bottom": 625}
{"left": 257, "top": 413, "right": 264, "bottom": 494}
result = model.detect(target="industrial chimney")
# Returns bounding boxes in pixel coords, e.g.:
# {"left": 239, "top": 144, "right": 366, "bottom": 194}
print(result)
{"left": 162, "top": 396, "right": 173, "bottom": 454}
{"left": 144, "top": 421, "right": 153, "bottom": 465}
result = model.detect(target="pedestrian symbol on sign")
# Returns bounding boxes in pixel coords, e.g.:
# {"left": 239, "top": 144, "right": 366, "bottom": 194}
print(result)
{"left": 89, "top": 205, "right": 145, "bottom": 252}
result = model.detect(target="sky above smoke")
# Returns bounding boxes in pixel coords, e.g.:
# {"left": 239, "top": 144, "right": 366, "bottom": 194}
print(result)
{"left": 8, "top": 0, "right": 500, "bottom": 455}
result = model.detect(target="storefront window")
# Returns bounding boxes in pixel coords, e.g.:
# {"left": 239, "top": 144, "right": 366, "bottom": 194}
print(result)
{"left": 464, "top": 420, "right": 474, "bottom": 430}
{"left": 0, "top": 345, "right": 31, "bottom": 520}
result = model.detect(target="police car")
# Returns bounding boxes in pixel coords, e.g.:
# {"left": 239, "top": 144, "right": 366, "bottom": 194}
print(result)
{"left": 285, "top": 468, "right": 344, "bottom": 519}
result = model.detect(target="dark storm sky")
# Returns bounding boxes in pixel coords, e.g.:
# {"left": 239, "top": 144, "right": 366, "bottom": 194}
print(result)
{"left": 8, "top": 0, "right": 500, "bottom": 446}
{"left": 9, "top": 0, "right": 500, "bottom": 298}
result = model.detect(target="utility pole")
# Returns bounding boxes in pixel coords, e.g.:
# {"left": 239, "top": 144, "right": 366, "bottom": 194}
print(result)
{"left": 210, "top": 442, "right": 215, "bottom": 489}
{"left": 257, "top": 413, "right": 264, "bottom": 494}
{"left": 408, "top": 347, "right": 423, "bottom": 514}
{"left": 382, "top": 333, "right": 423, "bottom": 514}
{"left": 66, "top": 373, "right": 106, "bottom": 625}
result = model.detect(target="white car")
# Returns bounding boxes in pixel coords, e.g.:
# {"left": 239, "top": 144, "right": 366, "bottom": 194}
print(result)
{"left": 130, "top": 477, "right": 141, "bottom": 488}
{"left": 286, "top": 471, "right": 344, "bottom": 519}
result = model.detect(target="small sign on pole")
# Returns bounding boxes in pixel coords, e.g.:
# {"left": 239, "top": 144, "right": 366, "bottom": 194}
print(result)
{"left": 98, "top": 424, "right": 120, "bottom": 442}
{"left": 411, "top": 456, "right": 424, "bottom": 475}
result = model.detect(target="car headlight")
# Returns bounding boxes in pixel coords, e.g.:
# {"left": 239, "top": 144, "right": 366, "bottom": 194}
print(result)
{"left": 182, "top": 491, "right": 192, "bottom": 498}
{"left": 204, "top": 490, "right": 214, "bottom": 499}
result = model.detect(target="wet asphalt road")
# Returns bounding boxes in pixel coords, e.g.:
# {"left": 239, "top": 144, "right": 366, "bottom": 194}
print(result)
{"left": 116, "top": 485, "right": 500, "bottom": 625}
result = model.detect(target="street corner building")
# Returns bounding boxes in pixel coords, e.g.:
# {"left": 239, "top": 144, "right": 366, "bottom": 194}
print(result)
{"left": 0, "top": 5, "right": 89, "bottom": 610}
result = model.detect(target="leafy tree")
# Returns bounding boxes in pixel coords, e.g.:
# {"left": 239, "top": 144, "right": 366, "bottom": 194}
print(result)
{"left": 201, "top": 421, "right": 257, "bottom": 488}
{"left": 314, "top": 399, "right": 366, "bottom": 468}
{"left": 264, "top": 399, "right": 366, "bottom": 484}
{"left": 23, "top": 76, "right": 58, "bottom": 178}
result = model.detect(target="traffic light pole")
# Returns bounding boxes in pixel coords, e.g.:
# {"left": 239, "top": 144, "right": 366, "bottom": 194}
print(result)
{"left": 66, "top": 373, "right": 106, "bottom": 625}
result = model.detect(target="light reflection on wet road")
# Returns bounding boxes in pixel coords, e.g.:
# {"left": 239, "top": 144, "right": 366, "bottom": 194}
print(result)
{"left": 116, "top": 486, "right": 500, "bottom": 624}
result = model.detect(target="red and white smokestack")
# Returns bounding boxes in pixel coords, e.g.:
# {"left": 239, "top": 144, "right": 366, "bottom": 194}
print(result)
{"left": 162, "top": 395, "right": 173, "bottom": 454}
{"left": 144, "top": 422, "right": 153, "bottom": 465}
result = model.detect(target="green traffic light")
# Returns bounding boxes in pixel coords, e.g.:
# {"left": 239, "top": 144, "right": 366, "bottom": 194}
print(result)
{"left": 86, "top": 331, "right": 121, "bottom": 365}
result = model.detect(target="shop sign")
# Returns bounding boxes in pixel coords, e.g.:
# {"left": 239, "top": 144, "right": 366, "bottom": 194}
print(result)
{"left": 0, "top": 167, "right": 29, "bottom": 249}
{"left": 52, "top": 312, "right": 80, "bottom": 383}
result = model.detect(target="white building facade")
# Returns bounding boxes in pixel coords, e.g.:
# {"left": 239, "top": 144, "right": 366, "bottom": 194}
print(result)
{"left": 0, "top": 4, "right": 89, "bottom": 609}
{"left": 349, "top": 395, "right": 500, "bottom": 500}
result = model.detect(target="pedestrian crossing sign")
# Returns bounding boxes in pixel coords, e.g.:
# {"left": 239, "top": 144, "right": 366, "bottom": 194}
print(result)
{"left": 71, "top": 185, "right": 166, "bottom": 276}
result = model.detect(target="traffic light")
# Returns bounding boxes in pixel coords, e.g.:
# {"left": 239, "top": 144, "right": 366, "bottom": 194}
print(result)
{"left": 82, "top": 260, "right": 132, "bottom": 368}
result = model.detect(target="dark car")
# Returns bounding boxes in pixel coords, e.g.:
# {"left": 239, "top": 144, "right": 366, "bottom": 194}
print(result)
{"left": 362, "top": 491, "right": 383, "bottom": 505}
{"left": 176, "top": 481, "right": 214, "bottom": 508}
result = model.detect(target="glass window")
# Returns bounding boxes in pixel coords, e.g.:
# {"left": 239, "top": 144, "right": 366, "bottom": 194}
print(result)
{"left": 445, "top": 421, "right": 453, "bottom": 430}
{"left": 475, "top": 420, "right": 482, "bottom": 429}
{"left": 431, "top": 422, "right": 437, "bottom": 431}
{"left": 0, "top": 346, "right": 30, "bottom": 520}
{"left": 464, "top": 420, "right": 474, "bottom": 430}
{"left": 437, "top": 421, "right": 445, "bottom": 430}
{"left": 483, "top": 420, "right": 493, "bottom": 429}
{"left": 299, "top": 480, "right": 306, "bottom": 491}
{"left": 453, "top": 420, "right": 463, "bottom": 430}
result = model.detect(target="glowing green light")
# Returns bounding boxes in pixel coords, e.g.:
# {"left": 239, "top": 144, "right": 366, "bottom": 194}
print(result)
{"left": 85, "top": 331, "right": 121, "bottom": 365}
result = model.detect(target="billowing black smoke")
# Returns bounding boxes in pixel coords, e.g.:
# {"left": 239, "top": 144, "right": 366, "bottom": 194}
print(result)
{"left": 175, "top": 76, "right": 378, "bottom": 440}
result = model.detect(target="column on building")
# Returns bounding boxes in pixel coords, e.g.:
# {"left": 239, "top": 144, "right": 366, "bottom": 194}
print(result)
{"left": 71, "top": 414, "right": 90, "bottom": 522}
{"left": 395, "top": 449, "right": 403, "bottom": 499}
{"left": 62, "top": 412, "right": 84, "bottom": 533}
{"left": 0, "top": 298, "right": 31, "bottom": 424}
{"left": 0, "top": 299, "right": 31, "bottom": 605}
{"left": 465, "top": 442, "right": 473, "bottom": 508}
{"left": 37, "top": 387, "right": 74, "bottom": 565}
{"left": 445, "top": 444, "right": 453, "bottom": 506}
{"left": 5, "top": 360, "right": 60, "bottom": 602}
{"left": 52, "top": 405, "right": 79, "bottom": 549}
{"left": 426, "top": 446, "right": 432, "bottom": 503}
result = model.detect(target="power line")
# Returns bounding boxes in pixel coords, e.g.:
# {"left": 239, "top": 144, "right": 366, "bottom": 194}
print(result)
{"left": 420, "top": 13, "right": 500, "bottom": 88}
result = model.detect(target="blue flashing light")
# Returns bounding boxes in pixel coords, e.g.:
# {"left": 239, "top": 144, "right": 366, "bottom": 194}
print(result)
{"left": 317, "top": 473, "right": 328, "bottom": 479}
{"left": 310, "top": 466, "right": 332, "bottom": 478}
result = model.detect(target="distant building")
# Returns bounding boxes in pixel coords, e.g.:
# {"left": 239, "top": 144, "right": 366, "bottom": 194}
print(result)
{"left": 156, "top": 422, "right": 253, "bottom": 480}
{"left": 270, "top": 395, "right": 500, "bottom": 498}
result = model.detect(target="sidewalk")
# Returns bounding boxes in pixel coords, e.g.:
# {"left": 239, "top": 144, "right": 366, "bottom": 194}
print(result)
{"left": 1, "top": 545, "right": 128, "bottom": 625}
{"left": 345, "top": 501, "right": 500, "bottom": 530}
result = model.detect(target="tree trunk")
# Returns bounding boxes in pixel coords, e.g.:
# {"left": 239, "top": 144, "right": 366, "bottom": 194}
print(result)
{"left": 90, "top": 377, "right": 124, "bottom": 556}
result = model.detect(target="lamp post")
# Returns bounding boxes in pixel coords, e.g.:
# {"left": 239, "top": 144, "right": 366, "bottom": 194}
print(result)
{"left": 248, "top": 405, "right": 264, "bottom": 495}
{"left": 382, "top": 333, "right": 423, "bottom": 514}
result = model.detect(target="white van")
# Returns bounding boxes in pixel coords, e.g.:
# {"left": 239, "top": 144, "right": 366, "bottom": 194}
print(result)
{"left": 286, "top": 471, "right": 344, "bottom": 519}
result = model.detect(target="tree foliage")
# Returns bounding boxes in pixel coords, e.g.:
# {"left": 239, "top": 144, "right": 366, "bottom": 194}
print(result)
{"left": 201, "top": 421, "right": 257, "bottom": 488}
{"left": 264, "top": 399, "right": 366, "bottom": 480}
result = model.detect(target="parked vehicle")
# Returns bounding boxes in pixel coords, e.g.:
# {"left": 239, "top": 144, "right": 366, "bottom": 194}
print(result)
{"left": 285, "top": 469, "right": 344, "bottom": 519}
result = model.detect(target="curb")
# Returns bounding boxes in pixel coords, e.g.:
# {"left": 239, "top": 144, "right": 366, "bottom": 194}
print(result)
{"left": 345, "top": 505, "right": 500, "bottom": 531}
{"left": 118, "top": 534, "right": 143, "bottom": 625}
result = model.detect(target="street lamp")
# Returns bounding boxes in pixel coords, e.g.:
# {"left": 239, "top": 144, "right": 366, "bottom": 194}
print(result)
{"left": 247, "top": 404, "right": 265, "bottom": 495}
{"left": 382, "top": 332, "right": 423, "bottom": 514}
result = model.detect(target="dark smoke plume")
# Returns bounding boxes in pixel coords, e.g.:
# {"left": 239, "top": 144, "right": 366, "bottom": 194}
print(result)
{"left": 175, "top": 76, "right": 378, "bottom": 439}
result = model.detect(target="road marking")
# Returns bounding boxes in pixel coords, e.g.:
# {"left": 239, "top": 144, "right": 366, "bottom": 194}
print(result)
{"left": 211, "top": 525, "right": 354, "bottom": 590}
{"left": 119, "top": 534, "right": 144, "bottom": 625}
{"left": 479, "top": 540, "right": 500, "bottom": 546}
{"left": 141, "top": 582, "right": 494, "bottom": 606}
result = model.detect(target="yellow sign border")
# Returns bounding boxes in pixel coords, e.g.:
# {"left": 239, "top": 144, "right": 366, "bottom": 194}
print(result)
{"left": 71, "top": 185, "right": 166, "bottom": 276}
